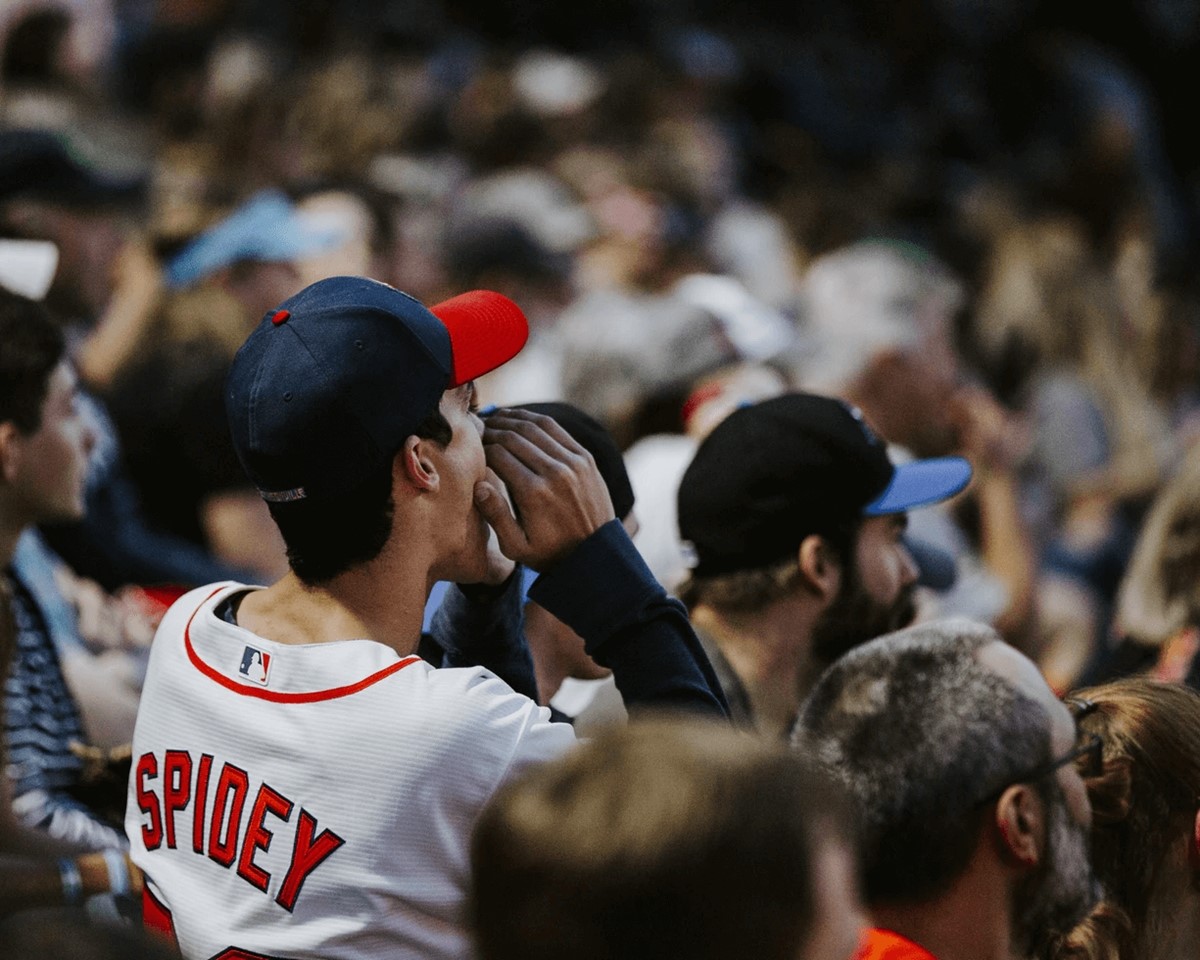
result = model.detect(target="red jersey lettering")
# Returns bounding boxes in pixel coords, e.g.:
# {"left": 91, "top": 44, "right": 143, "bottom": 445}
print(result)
{"left": 162, "top": 750, "right": 192, "bottom": 849}
{"left": 136, "top": 752, "right": 163, "bottom": 850}
{"left": 236, "top": 783, "right": 294, "bottom": 893}
{"left": 208, "top": 764, "right": 250, "bottom": 868}
{"left": 276, "top": 810, "right": 345, "bottom": 912}
{"left": 193, "top": 753, "right": 214, "bottom": 854}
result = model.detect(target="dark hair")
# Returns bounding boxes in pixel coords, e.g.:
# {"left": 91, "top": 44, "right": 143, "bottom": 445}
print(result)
{"left": 0, "top": 288, "right": 65, "bottom": 434}
{"left": 1, "top": 8, "right": 72, "bottom": 85}
{"left": 796, "top": 619, "right": 1052, "bottom": 906}
{"left": 267, "top": 403, "right": 453, "bottom": 584}
{"left": 678, "top": 517, "right": 859, "bottom": 613}
{"left": 471, "top": 718, "right": 854, "bottom": 960}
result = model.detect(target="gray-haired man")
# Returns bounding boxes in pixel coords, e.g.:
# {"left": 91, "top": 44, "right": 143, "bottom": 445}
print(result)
{"left": 795, "top": 619, "right": 1101, "bottom": 960}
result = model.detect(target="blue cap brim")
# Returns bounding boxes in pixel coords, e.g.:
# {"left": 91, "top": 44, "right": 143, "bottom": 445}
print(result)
{"left": 164, "top": 190, "right": 345, "bottom": 289}
{"left": 864, "top": 456, "right": 972, "bottom": 516}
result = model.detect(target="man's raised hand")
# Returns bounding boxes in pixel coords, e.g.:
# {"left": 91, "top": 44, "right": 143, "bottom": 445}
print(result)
{"left": 475, "top": 408, "right": 615, "bottom": 570}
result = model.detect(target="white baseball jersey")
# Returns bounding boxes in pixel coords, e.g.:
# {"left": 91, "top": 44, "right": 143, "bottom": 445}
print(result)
{"left": 126, "top": 583, "right": 576, "bottom": 960}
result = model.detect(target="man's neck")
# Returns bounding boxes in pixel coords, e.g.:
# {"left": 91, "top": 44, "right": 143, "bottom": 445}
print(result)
{"left": 690, "top": 598, "right": 818, "bottom": 739}
{"left": 236, "top": 540, "right": 433, "bottom": 657}
{"left": 869, "top": 872, "right": 1023, "bottom": 960}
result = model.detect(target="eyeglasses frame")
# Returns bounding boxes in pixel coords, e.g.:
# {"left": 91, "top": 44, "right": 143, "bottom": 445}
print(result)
{"left": 974, "top": 697, "right": 1104, "bottom": 809}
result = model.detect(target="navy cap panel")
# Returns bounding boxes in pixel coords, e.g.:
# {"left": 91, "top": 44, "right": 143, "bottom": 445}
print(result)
{"left": 227, "top": 277, "right": 456, "bottom": 501}
{"left": 286, "top": 308, "right": 451, "bottom": 451}
{"left": 274, "top": 277, "right": 452, "bottom": 369}
{"left": 229, "top": 320, "right": 381, "bottom": 499}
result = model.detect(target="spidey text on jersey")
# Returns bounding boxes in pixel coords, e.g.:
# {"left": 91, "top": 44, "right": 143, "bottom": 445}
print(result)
{"left": 135, "top": 749, "right": 345, "bottom": 912}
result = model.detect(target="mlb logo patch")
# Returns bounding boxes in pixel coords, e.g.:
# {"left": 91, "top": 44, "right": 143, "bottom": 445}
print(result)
{"left": 238, "top": 645, "right": 272, "bottom": 686}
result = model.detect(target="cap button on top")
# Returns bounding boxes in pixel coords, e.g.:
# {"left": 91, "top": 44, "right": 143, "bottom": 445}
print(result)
{"left": 272, "top": 309, "right": 290, "bottom": 325}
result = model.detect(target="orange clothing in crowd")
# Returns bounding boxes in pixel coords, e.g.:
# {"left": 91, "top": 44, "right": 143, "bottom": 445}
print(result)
{"left": 855, "top": 928, "right": 939, "bottom": 960}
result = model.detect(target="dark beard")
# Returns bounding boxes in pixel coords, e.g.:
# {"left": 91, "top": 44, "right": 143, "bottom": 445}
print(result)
{"left": 1013, "top": 783, "right": 1103, "bottom": 959}
{"left": 810, "top": 568, "right": 918, "bottom": 668}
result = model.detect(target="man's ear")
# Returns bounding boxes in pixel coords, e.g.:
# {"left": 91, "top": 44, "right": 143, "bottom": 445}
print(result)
{"left": 0, "top": 421, "right": 24, "bottom": 485}
{"left": 399, "top": 435, "right": 439, "bottom": 493}
{"left": 1189, "top": 809, "right": 1200, "bottom": 872}
{"left": 993, "top": 784, "right": 1046, "bottom": 869}
{"left": 797, "top": 534, "right": 841, "bottom": 601}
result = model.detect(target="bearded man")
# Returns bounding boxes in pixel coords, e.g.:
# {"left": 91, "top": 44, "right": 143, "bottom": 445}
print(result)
{"left": 677, "top": 393, "right": 971, "bottom": 737}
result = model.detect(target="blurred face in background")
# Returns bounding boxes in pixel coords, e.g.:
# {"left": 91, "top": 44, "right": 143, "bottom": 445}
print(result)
{"left": 4, "top": 201, "right": 126, "bottom": 320}
{"left": 2, "top": 360, "right": 95, "bottom": 524}
{"left": 294, "top": 191, "right": 377, "bottom": 287}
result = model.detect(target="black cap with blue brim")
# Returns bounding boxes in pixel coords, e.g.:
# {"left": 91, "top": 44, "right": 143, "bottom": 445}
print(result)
{"left": 677, "top": 393, "right": 972, "bottom": 578}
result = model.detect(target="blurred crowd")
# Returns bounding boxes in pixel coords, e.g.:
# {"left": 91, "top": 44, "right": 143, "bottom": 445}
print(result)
{"left": 5, "top": 0, "right": 1200, "bottom": 957}
{"left": 6, "top": 0, "right": 1200, "bottom": 692}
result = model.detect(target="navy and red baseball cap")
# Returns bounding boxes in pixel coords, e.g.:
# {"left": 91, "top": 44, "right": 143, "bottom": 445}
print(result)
{"left": 226, "top": 276, "right": 527, "bottom": 503}
{"left": 677, "top": 393, "right": 972, "bottom": 577}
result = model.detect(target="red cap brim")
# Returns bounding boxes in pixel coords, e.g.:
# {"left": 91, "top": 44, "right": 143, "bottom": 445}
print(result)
{"left": 430, "top": 290, "right": 529, "bottom": 387}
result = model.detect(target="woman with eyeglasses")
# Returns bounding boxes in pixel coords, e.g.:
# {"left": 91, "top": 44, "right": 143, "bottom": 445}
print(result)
{"left": 1052, "top": 678, "right": 1200, "bottom": 960}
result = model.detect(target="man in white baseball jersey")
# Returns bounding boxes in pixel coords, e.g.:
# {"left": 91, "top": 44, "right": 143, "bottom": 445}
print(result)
{"left": 126, "top": 276, "right": 725, "bottom": 960}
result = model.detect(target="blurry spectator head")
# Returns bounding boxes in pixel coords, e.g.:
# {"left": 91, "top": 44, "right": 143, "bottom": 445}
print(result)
{"left": 977, "top": 214, "right": 1172, "bottom": 503}
{"left": 975, "top": 216, "right": 1103, "bottom": 378}
{"left": 1113, "top": 444, "right": 1200, "bottom": 650}
{"left": 558, "top": 290, "right": 741, "bottom": 448}
{"left": 291, "top": 183, "right": 395, "bottom": 288}
{"left": 0, "top": 128, "right": 145, "bottom": 319}
{"left": 797, "top": 618, "right": 1100, "bottom": 959}
{"left": 1057, "top": 679, "right": 1200, "bottom": 960}
{"left": 471, "top": 718, "right": 864, "bottom": 960}
{"left": 797, "top": 241, "right": 965, "bottom": 458}
{"left": 281, "top": 54, "right": 407, "bottom": 181}
{"left": 456, "top": 169, "right": 595, "bottom": 257}
{"left": 0, "top": 287, "right": 94, "bottom": 527}
{"left": 164, "top": 189, "right": 343, "bottom": 319}
{"left": 444, "top": 216, "right": 573, "bottom": 316}
{"left": 677, "top": 394, "right": 970, "bottom": 694}
{"left": 511, "top": 50, "right": 605, "bottom": 119}
{"left": 507, "top": 401, "right": 636, "bottom": 702}
{"left": 1, "top": 2, "right": 113, "bottom": 94}
{"left": 1, "top": 6, "right": 72, "bottom": 87}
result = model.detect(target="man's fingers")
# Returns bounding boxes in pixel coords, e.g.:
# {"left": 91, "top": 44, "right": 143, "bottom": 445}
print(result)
{"left": 483, "top": 443, "right": 555, "bottom": 531}
{"left": 473, "top": 479, "right": 529, "bottom": 560}
{"left": 483, "top": 425, "right": 573, "bottom": 478}
{"left": 483, "top": 442, "right": 542, "bottom": 492}
{"left": 485, "top": 409, "right": 592, "bottom": 461}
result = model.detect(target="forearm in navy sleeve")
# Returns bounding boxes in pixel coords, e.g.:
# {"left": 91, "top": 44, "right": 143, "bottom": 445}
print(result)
{"left": 426, "top": 568, "right": 539, "bottom": 700}
{"left": 528, "top": 520, "right": 729, "bottom": 718}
